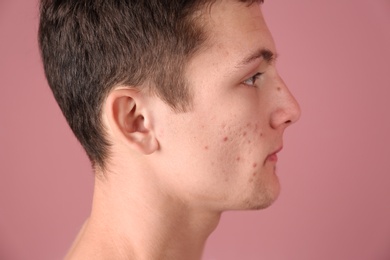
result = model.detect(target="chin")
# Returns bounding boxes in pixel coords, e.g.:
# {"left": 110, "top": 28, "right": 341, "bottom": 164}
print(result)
{"left": 250, "top": 195, "right": 279, "bottom": 210}
{"left": 223, "top": 187, "right": 280, "bottom": 212}
{"left": 244, "top": 181, "right": 281, "bottom": 210}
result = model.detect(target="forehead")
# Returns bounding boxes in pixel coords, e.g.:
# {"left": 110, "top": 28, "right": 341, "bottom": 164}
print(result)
{"left": 204, "top": 0, "right": 274, "bottom": 54}
{"left": 186, "top": 0, "right": 276, "bottom": 80}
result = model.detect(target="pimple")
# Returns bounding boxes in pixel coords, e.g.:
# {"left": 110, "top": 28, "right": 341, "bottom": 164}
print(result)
{"left": 248, "top": 140, "right": 251, "bottom": 144}
{"left": 157, "top": 129, "right": 164, "bottom": 138}
{"left": 223, "top": 137, "right": 228, "bottom": 142}
{"left": 253, "top": 163, "right": 257, "bottom": 168}
{"left": 253, "top": 172, "right": 257, "bottom": 176}
{"left": 204, "top": 146, "right": 209, "bottom": 150}
{"left": 236, "top": 156, "right": 241, "bottom": 161}
{"left": 277, "top": 87, "right": 281, "bottom": 91}
{"left": 243, "top": 131, "right": 247, "bottom": 137}
{"left": 260, "top": 132, "right": 263, "bottom": 137}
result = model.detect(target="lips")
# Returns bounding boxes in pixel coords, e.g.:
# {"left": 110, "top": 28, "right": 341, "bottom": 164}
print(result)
{"left": 266, "top": 146, "right": 283, "bottom": 162}
{"left": 267, "top": 153, "right": 278, "bottom": 162}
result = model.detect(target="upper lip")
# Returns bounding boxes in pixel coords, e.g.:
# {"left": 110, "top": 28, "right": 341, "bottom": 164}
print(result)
{"left": 270, "top": 146, "right": 283, "bottom": 155}
{"left": 264, "top": 146, "right": 283, "bottom": 164}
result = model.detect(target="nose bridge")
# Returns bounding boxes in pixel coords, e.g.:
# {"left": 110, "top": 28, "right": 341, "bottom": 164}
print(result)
{"left": 270, "top": 75, "right": 301, "bottom": 129}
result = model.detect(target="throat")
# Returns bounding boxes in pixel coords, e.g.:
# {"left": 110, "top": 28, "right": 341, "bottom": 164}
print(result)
{"left": 66, "top": 180, "right": 222, "bottom": 260}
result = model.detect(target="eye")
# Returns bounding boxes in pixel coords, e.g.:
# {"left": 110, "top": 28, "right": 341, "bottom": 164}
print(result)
{"left": 242, "top": 72, "right": 263, "bottom": 87}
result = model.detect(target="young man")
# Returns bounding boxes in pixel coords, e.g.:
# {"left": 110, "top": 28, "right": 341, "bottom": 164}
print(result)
{"left": 39, "top": 0, "right": 300, "bottom": 259}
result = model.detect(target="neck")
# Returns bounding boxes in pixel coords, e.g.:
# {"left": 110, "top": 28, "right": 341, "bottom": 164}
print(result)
{"left": 66, "top": 166, "right": 221, "bottom": 260}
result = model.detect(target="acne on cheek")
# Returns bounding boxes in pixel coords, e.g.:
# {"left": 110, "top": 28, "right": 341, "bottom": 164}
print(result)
{"left": 248, "top": 171, "right": 259, "bottom": 183}
{"left": 249, "top": 170, "right": 259, "bottom": 183}
{"left": 241, "top": 123, "right": 262, "bottom": 172}
{"left": 218, "top": 122, "right": 263, "bottom": 167}
{"left": 245, "top": 122, "right": 264, "bottom": 136}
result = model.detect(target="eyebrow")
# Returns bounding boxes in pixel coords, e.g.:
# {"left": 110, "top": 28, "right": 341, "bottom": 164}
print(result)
{"left": 236, "top": 48, "right": 278, "bottom": 68}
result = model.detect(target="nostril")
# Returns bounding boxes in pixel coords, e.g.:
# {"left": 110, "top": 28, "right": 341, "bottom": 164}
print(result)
{"left": 285, "top": 120, "right": 292, "bottom": 124}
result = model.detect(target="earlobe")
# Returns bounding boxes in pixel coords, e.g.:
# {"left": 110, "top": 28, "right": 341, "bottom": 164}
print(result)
{"left": 105, "top": 88, "right": 159, "bottom": 155}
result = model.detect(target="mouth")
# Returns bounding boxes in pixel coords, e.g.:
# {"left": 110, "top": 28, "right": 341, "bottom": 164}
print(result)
{"left": 266, "top": 146, "right": 283, "bottom": 163}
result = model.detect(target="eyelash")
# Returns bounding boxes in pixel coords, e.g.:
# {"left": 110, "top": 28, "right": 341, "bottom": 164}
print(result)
{"left": 243, "top": 72, "right": 263, "bottom": 87}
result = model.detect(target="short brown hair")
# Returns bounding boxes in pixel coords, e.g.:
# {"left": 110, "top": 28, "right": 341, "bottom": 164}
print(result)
{"left": 38, "top": 0, "right": 263, "bottom": 170}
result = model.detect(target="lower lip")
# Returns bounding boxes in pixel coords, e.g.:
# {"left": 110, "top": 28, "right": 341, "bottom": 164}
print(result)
{"left": 267, "top": 153, "right": 278, "bottom": 162}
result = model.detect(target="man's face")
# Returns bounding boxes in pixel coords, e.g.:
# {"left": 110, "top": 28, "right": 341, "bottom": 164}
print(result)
{"left": 152, "top": 0, "right": 301, "bottom": 211}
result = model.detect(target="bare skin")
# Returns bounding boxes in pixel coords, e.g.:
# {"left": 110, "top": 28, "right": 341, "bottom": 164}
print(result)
{"left": 65, "top": 0, "right": 300, "bottom": 259}
{"left": 65, "top": 174, "right": 220, "bottom": 260}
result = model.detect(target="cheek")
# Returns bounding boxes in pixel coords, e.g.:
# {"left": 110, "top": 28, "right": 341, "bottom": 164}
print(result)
{"left": 205, "top": 120, "right": 266, "bottom": 176}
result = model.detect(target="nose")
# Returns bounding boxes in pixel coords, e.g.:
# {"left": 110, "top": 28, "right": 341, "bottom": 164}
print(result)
{"left": 270, "top": 77, "right": 301, "bottom": 130}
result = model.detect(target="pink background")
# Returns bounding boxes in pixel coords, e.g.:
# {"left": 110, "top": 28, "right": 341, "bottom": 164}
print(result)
{"left": 1, "top": 0, "right": 390, "bottom": 259}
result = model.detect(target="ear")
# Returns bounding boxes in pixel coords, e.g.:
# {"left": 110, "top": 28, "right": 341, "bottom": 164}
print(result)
{"left": 104, "top": 88, "right": 159, "bottom": 155}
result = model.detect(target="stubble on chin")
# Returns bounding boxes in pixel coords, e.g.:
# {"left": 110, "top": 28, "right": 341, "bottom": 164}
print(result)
{"left": 244, "top": 172, "right": 281, "bottom": 210}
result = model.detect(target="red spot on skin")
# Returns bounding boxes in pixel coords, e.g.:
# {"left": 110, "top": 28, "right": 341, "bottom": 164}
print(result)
{"left": 243, "top": 132, "right": 247, "bottom": 137}
{"left": 277, "top": 87, "right": 281, "bottom": 91}
{"left": 223, "top": 137, "right": 228, "bottom": 142}
{"left": 236, "top": 156, "right": 240, "bottom": 161}
{"left": 248, "top": 140, "right": 251, "bottom": 144}
{"left": 253, "top": 172, "right": 257, "bottom": 176}
{"left": 249, "top": 178, "right": 254, "bottom": 183}
{"left": 260, "top": 132, "right": 263, "bottom": 137}
{"left": 204, "top": 146, "right": 209, "bottom": 150}
{"left": 246, "top": 123, "right": 251, "bottom": 127}
{"left": 253, "top": 163, "right": 257, "bottom": 168}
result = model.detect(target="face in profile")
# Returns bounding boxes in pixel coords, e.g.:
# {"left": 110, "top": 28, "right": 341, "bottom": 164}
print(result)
{"left": 150, "top": 0, "right": 301, "bottom": 211}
